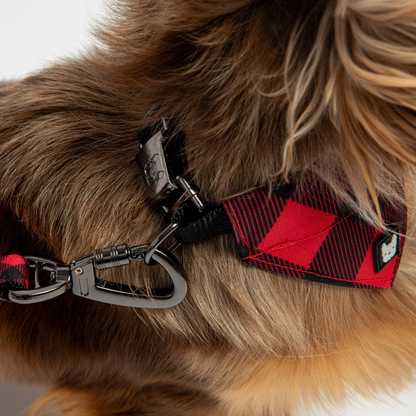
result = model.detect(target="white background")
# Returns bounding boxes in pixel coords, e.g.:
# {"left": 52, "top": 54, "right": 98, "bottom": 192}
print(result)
{"left": 0, "top": 1, "right": 416, "bottom": 415}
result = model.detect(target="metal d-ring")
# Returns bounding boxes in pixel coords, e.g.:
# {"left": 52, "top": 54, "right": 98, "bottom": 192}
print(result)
{"left": 145, "top": 222, "right": 180, "bottom": 265}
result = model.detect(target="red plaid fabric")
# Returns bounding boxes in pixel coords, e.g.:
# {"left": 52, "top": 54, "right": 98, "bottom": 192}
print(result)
{"left": 0, "top": 255, "right": 30, "bottom": 300}
{"left": 223, "top": 179, "right": 406, "bottom": 289}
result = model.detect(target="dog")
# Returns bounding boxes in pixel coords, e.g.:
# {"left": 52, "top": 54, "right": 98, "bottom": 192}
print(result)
{"left": 1, "top": 0, "right": 416, "bottom": 415}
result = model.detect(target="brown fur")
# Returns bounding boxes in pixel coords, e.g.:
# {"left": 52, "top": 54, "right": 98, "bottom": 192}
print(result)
{"left": 1, "top": 0, "right": 416, "bottom": 415}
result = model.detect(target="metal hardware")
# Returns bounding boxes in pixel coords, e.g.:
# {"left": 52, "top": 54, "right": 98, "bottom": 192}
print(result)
{"left": 145, "top": 222, "right": 180, "bottom": 265}
{"left": 167, "top": 240, "right": 181, "bottom": 254}
{"left": 94, "top": 245, "right": 132, "bottom": 270}
{"left": 176, "top": 176, "right": 204, "bottom": 212}
{"left": 9, "top": 256, "right": 71, "bottom": 304}
{"left": 71, "top": 244, "right": 187, "bottom": 308}
{"left": 8, "top": 121, "right": 198, "bottom": 308}
{"left": 8, "top": 245, "right": 187, "bottom": 308}
{"left": 163, "top": 176, "right": 205, "bottom": 220}
{"left": 136, "top": 124, "right": 204, "bottom": 218}
{"left": 136, "top": 129, "right": 180, "bottom": 203}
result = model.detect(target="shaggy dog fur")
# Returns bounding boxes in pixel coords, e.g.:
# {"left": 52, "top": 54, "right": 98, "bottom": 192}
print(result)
{"left": 1, "top": 0, "right": 416, "bottom": 415}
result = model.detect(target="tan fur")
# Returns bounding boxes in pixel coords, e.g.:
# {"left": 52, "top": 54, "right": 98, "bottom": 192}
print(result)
{"left": 1, "top": 1, "right": 416, "bottom": 415}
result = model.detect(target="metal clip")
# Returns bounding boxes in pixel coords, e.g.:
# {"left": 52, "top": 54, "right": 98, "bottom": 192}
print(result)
{"left": 71, "top": 244, "right": 187, "bottom": 308}
{"left": 163, "top": 176, "right": 204, "bottom": 220}
{"left": 136, "top": 127, "right": 180, "bottom": 204}
{"left": 136, "top": 123, "right": 205, "bottom": 216}
{"left": 8, "top": 256, "right": 71, "bottom": 304}
{"left": 8, "top": 246, "right": 187, "bottom": 308}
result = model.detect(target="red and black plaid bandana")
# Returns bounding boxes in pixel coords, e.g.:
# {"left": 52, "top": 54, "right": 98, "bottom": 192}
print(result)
{"left": 222, "top": 180, "right": 406, "bottom": 289}
{"left": 0, "top": 255, "right": 30, "bottom": 300}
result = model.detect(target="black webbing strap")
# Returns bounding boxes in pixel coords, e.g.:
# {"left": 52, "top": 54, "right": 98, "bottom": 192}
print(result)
{"left": 171, "top": 202, "right": 233, "bottom": 244}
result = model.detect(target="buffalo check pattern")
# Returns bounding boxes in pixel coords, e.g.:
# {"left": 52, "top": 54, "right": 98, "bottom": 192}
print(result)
{"left": 0, "top": 255, "right": 30, "bottom": 300}
{"left": 223, "top": 179, "right": 406, "bottom": 289}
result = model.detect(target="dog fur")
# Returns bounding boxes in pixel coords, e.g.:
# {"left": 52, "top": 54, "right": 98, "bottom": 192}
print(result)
{"left": 2, "top": 0, "right": 416, "bottom": 415}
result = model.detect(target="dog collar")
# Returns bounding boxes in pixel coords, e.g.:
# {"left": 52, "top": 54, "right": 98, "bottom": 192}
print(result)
{"left": 136, "top": 122, "right": 406, "bottom": 290}
{"left": 0, "top": 123, "right": 406, "bottom": 307}
{"left": 171, "top": 181, "right": 405, "bottom": 290}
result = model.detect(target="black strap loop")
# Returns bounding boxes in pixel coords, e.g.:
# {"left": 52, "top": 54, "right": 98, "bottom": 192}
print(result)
{"left": 172, "top": 201, "right": 233, "bottom": 245}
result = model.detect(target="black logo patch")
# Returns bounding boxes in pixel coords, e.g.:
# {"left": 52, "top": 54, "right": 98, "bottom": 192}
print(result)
{"left": 374, "top": 227, "right": 400, "bottom": 272}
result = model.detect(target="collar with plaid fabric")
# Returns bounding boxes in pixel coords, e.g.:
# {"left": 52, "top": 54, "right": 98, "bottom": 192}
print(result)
{"left": 0, "top": 125, "right": 407, "bottom": 307}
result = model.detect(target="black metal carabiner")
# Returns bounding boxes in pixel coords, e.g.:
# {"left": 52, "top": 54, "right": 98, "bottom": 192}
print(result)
{"left": 70, "top": 245, "right": 187, "bottom": 308}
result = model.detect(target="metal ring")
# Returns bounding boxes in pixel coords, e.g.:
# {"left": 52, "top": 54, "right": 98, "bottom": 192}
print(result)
{"left": 145, "top": 222, "right": 180, "bottom": 265}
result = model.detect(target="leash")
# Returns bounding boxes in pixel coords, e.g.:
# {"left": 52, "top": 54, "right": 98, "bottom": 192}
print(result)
{"left": 0, "top": 246, "right": 187, "bottom": 308}
{"left": 0, "top": 121, "right": 406, "bottom": 307}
